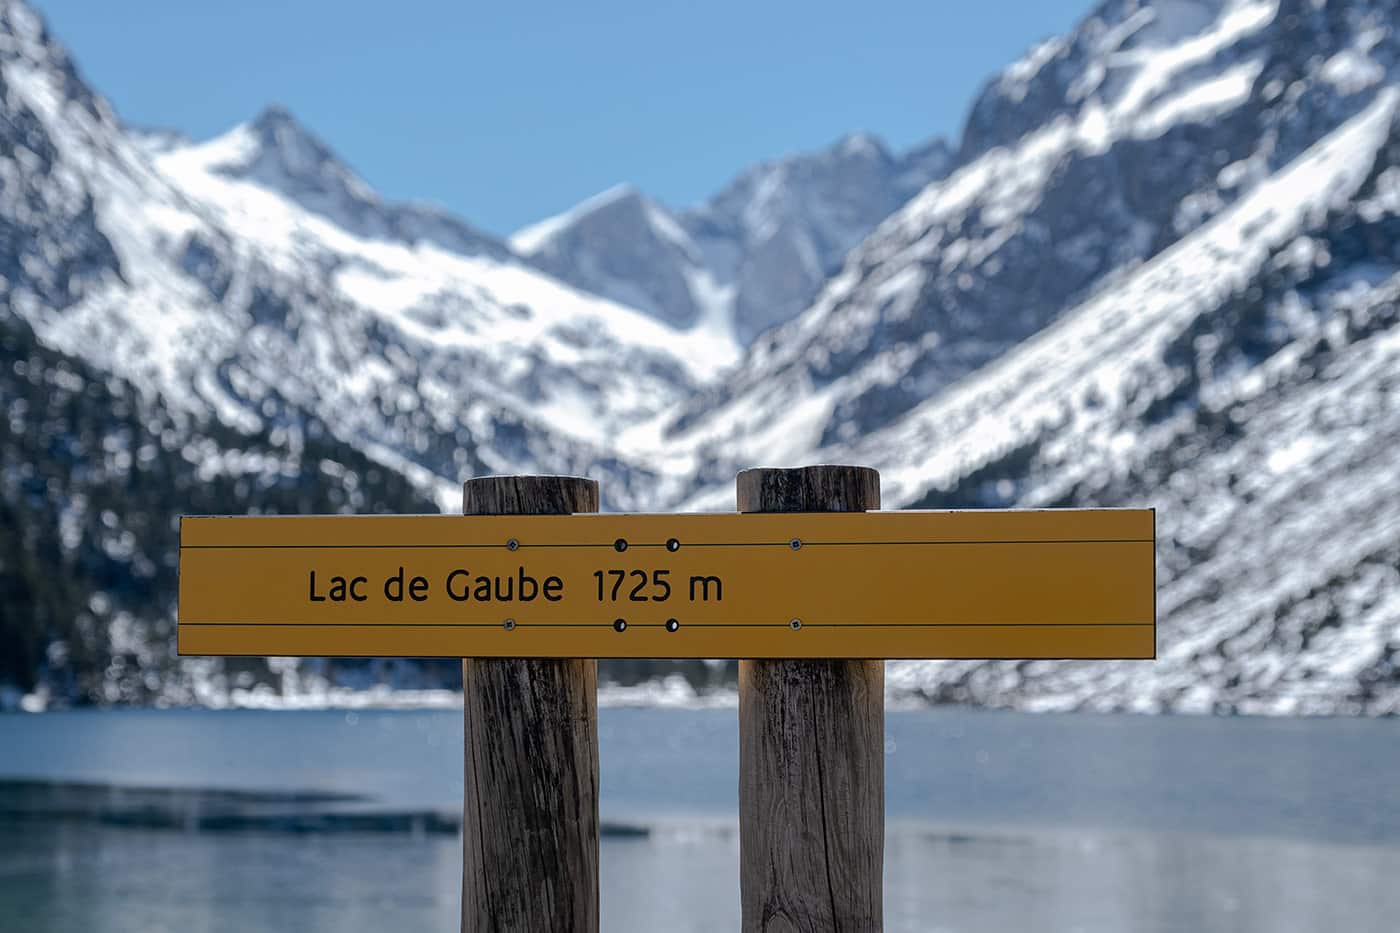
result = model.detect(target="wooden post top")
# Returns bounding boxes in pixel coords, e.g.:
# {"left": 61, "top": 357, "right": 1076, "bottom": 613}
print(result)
{"left": 463, "top": 474, "right": 598, "bottom": 516}
{"left": 737, "top": 465, "right": 880, "bottom": 513}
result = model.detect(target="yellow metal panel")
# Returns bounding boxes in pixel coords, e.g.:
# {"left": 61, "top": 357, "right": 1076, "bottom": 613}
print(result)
{"left": 178, "top": 510, "right": 1155, "bottom": 660}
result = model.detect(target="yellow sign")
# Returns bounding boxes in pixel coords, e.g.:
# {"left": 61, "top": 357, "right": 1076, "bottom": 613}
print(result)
{"left": 177, "top": 509, "right": 1154, "bottom": 659}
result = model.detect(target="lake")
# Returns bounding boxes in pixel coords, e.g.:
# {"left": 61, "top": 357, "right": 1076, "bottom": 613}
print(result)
{"left": 1, "top": 707, "right": 1397, "bottom": 931}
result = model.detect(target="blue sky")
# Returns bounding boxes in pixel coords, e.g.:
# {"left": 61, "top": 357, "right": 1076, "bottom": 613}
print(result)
{"left": 35, "top": 0, "right": 1090, "bottom": 236}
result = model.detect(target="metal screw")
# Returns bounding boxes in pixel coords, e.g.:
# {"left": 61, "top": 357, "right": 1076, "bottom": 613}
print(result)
{"left": 789, "top": 538, "right": 802, "bottom": 550}
{"left": 789, "top": 618, "right": 802, "bottom": 631}
{"left": 665, "top": 538, "right": 681, "bottom": 552}
{"left": 614, "top": 538, "right": 628, "bottom": 552}
{"left": 502, "top": 618, "right": 516, "bottom": 631}
{"left": 506, "top": 538, "right": 519, "bottom": 551}
{"left": 613, "top": 618, "right": 628, "bottom": 632}
{"left": 665, "top": 618, "right": 680, "bottom": 633}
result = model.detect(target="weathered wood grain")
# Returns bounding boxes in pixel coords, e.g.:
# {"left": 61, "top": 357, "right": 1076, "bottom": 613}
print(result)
{"left": 463, "top": 474, "right": 600, "bottom": 517}
{"left": 462, "top": 475, "right": 599, "bottom": 933}
{"left": 736, "top": 465, "right": 880, "bottom": 516}
{"left": 738, "top": 465, "right": 884, "bottom": 932}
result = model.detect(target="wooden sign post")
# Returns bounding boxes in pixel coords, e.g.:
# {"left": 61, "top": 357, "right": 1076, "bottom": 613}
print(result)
{"left": 737, "top": 466, "right": 884, "bottom": 932}
{"left": 177, "top": 467, "right": 1156, "bottom": 933}
{"left": 459, "top": 476, "right": 600, "bottom": 933}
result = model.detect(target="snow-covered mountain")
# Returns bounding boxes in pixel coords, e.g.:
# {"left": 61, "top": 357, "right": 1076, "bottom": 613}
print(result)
{"left": 662, "top": 0, "right": 1397, "bottom": 497}
{"left": 4, "top": 0, "right": 1398, "bottom": 713}
{"left": 1, "top": 0, "right": 743, "bottom": 519}
{"left": 160, "top": 104, "right": 514, "bottom": 263}
{"left": 877, "top": 89, "right": 1400, "bottom": 715}
{"left": 511, "top": 134, "right": 953, "bottom": 345}
{"left": 661, "top": 0, "right": 1400, "bottom": 712}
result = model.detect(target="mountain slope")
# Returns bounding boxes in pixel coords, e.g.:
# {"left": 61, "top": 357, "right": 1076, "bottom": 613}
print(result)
{"left": 660, "top": 0, "right": 1399, "bottom": 510}
{"left": 153, "top": 104, "right": 513, "bottom": 263}
{"left": 0, "top": 0, "right": 737, "bottom": 703}
{"left": 862, "top": 88, "right": 1400, "bottom": 714}
{"left": 512, "top": 134, "right": 953, "bottom": 345}
{"left": 646, "top": 0, "right": 1400, "bottom": 708}
{"left": 668, "top": 0, "right": 1400, "bottom": 713}
{"left": 1, "top": 0, "right": 720, "bottom": 518}
{"left": 0, "top": 307, "right": 446, "bottom": 704}
{"left": 144, "top": 112, "right": 739, "bottom": 489}
{"left": 508, "top": 183, "right": 725, "bottom": 336}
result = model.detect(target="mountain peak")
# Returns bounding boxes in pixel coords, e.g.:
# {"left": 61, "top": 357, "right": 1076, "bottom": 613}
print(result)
{"left": 250, "top": 102, "right": 299, "bottom": 131}
{"left": 246, "top": 104, "right": 334, "bottom": 163}
{"left": 831, "top": 131, "right": 892, "bottom": 162}
{"left": 588, "top": 181, "right": 643, "bottom": 203}
{"left": 510, "top": 183, "right": 653, "bottom": 255}
{"left": 565, "top": 182, "right": 649, "bottom": 220}
{"left": 210, "top": 104, "right": 374, "bottom": 202}
{"left": 152, "top": 104, "right": 506, "bottom": 260}
{"left": 513, "top": 128, "right": 953, "bottom": 344}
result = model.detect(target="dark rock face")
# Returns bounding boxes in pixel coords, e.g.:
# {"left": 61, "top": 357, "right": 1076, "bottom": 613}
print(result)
{"left": 0, "top": 79, "right": 123, "bottom": 313}
{"left": 0, "top": 310, "right": 441, "bottom": 702}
